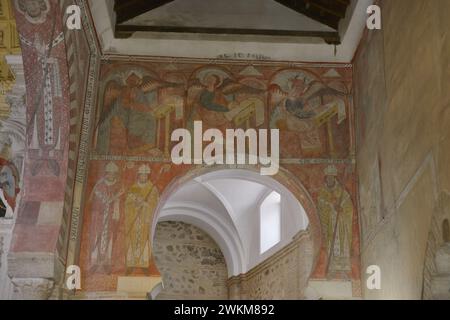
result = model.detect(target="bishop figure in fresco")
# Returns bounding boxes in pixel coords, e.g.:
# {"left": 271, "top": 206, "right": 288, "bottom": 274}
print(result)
{"left": 88, "top": 162, "right": 125, "bottom": 273}
{"left": 125, "top": 164, "right": 159, "bottom": 274}
{"left": 317, "top": 165, "right": 354, "bottom": 273}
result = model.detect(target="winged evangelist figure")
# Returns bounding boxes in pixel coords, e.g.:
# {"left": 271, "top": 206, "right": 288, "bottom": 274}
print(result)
{"left": 95, "top": 71, "right": 183, "bottom": 155}
{"left": 187, "top": 69, "right": 266, "bottom": 130}
{"left": 269, "top": 72, "right": 349, "bottom": 152}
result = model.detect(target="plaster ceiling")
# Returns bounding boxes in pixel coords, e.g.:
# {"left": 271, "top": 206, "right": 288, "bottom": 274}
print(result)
{"left": 89, "top": 0, "right": 374, "bottom": 62}
{"left": 115, "top": 0, "right": 338, "bottom": 42}
{"left": 122, "top": 0, "right": 336, "bottom": 32}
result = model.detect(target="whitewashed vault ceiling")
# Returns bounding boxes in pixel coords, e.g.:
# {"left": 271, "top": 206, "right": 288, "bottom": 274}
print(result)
{"left": 153, "top": 169, "right": 309, "bottom": 276}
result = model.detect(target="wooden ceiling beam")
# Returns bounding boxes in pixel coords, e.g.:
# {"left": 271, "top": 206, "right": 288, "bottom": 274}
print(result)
{"left": 308, "top": 0, "right": 349, "bottom": 18}
{"left": 114, "top": 0, "right": 175, "bottom": 24}
{"left": 112, "top": 0, "right": 349, "bottom": 44}
{"left": 274, "top": 0, "right": 348, "bottom": 30}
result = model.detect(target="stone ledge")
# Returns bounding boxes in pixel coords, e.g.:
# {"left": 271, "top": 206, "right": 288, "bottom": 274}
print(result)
{"left": 10, "top": 278, "right": 54, "bottom": 300}
{"left": 117, "top": 276, "right": 162, "bottom": 295}
{"left": 306, "top": 279, "right": 354, "bottom": 300}
{"left": 228, "top": 230, "right": 312, "bottom": 283}
{"left": 7, "top": 252, "right": 57, "bottom": 279}
{"left": 227, "top": 230, "right": 313, "bottom": 299}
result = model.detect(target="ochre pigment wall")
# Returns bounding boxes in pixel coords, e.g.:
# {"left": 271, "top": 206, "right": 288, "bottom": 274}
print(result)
{"left": 70, "top": 58, "right": 361, "bottom": 296}
{"left": 354, "top": 0, "right": 450, "bottom": 299}
{"left": 154, "top": 221, "right": 228, "bottom": 300}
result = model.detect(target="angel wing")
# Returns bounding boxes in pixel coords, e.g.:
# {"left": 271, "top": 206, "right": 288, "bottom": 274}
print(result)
{"left": 97, "top": 79, "right": 123, "bottom": 128}
{"left": 187, "top": 78, "right": 204, "bottom": 91}
{"left": 303, "top": 80, "right": 348, "bottom": 103}
{"left": 186, "top": 79, "right": 206, "bottom": 123}
{"left": 141, "top": 74, "right": 183, "bottom": 92}
{"left": 221, "top": 80, "right": 265, "bottom": 96}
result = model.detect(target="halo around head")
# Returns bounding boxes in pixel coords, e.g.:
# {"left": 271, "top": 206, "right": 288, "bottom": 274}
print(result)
{"left": 196, "top": 68, "right": 231, "bottom": 87}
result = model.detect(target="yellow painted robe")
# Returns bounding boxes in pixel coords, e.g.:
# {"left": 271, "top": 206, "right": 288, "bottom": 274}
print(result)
{"left": 317, "top": 184, "right": 353, "bottom": 260}
{"left": 124, "top": 181, "right": 159, "bottom": 268}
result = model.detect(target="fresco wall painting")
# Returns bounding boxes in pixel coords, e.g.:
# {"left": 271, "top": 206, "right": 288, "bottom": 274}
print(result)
{"left": 78, "top": 59, "right": 360, "bottom": 294}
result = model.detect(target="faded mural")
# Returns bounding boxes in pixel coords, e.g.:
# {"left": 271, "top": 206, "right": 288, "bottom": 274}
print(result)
{"left": 14, "top": 0, "right": 70, "bottom": 193}
{"left": 79, "top": 60, "right": 359, "bottom": 292}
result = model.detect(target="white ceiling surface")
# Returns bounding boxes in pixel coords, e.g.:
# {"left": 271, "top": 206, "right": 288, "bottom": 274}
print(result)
{"left": 123, "top": 0, "right": 335, "bottom": 32}
{"left": 89, "top": 0, "right": 374, "bottom": 62}
{"left": 155, "top": 169, "right": 309, "bottom": 277}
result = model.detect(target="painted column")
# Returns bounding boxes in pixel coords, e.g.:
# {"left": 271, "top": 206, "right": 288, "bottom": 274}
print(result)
{"left": 8, "top": 0, "right": 70, "bottom": 299}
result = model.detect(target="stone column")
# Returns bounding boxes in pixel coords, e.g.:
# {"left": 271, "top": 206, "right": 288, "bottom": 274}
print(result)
{"left": 2, "top": 55, "right": 59, "bottom": 300}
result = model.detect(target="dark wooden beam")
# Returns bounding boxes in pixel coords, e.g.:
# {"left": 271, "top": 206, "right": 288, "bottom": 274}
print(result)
{"left": 274, "top": 0, "right": 349, "bottom": 30}
{"left": 114, "top": 0, "right": 175, "bottom": 24}
{"left": 308, "top": 0, "right": 350, "bottom": 18}
{"left": 115, "top": 24, "right": 341, "bottom": 44}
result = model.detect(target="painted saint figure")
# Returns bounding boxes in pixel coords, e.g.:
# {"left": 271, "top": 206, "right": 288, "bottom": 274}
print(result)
{"left": 270, "top": 71, "right": 348, "bottom": 154}
{"left": 88, "top": 162, "right": 124, "bottom": 273}
{"left": 125, "top": 164, "right": 159, "bottom": 274}
{"left": 317, "top": 165, "right": 353, "bottom": 273}
{"left": 188, "top": 69, "right": 265, "bottom": 130}
{"left": 96, "top": 71, "right": 182, "bottom": 155}
{"left": 16, "top": 0, "right": 66, "bottom": 176}
{"left": 16, "top": 0, "right": 50, "bottom": 25}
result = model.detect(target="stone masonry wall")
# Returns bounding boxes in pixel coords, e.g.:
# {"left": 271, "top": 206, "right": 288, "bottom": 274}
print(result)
{"left": 228, "top": 231, "right": 314, "bottom": 300}
{"left": 354, "top": 0, "right": 450, "bottom": 299}
{"left": 153, "top": 221, "right": 228, "bottom": 300}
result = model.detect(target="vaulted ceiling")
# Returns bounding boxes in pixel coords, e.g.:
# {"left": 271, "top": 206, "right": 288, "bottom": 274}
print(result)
{"left": 113, "top": 0, "right": 352, "bottom": 44}
{"left": 155, "top": 169, "right": 309, "bottom": 276}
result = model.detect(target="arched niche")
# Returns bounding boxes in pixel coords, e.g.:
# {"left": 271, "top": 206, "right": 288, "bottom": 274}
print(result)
{"left": 151, "top": 165, "right": 322, "bottom": 278}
